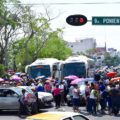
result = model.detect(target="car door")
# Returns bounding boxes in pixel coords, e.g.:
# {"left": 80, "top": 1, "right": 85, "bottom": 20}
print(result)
{"left": 0, "top": 89, "right": 20, "bottom": 110}
{"left": 5, "top": 89, "right": 20, "bottom": 110}
{"left": 0, "top": 89, "right": 6, "bottom": 109}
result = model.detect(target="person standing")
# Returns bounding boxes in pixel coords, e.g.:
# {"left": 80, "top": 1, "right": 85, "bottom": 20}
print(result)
{"left": 44, "top": 82, "right": 52, "bottom": 93}
{"left": 85, "top": 81, "right": 91, "bottom": 112}
{"left": 89, "top": 83, "right": 97, "bottom": 115}
{"left": 59, "top": 82, "right": 65, "bottom": 106}
{"left": 53, "top": 84, "right": 61, "bottom": 109}
{"left": 18, "top": 89, "right": 30, "bottom": 117}
{"left": 72, "top": 84, "right": 80, "bottom": 112}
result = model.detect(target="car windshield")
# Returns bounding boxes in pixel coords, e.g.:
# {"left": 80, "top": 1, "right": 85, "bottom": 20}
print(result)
{"left": 12, "top": 87, "right": 23, "bottom": 95}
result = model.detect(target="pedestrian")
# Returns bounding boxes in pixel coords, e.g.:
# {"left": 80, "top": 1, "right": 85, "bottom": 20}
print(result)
{"left": 18, "top": 89, "right": 30, "bottom": 117}
{"left": 44, "top": 81, "right": 52, "bottom": 93}
{"left": 53, "top": 84, "right": 61, "bottom": 109}
{"left": 30, "top": 88, "right": 38, "bottom": 114}
{"left": 72, "top": 84, "right": 80, "bottom": 112}
{"left": 59, "top": 82, "right": 65, "bottom": 106}
{"left": 85, "top": 81, "right": 91, "bottom": 112}
{"left": 110, "top": 84, "right": 120, "bottom": 116}
{"left": 89, "top": 83, "right": 97, "bottom": 115}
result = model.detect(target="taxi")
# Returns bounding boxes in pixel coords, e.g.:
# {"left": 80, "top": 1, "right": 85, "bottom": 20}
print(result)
{"left": 26, "top": 112, "right": 90, "bottom": 120}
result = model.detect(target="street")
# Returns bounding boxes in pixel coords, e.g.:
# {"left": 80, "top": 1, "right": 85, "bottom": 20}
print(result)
{"left": 0, "top": 105, "right": 120, "bottom": 120}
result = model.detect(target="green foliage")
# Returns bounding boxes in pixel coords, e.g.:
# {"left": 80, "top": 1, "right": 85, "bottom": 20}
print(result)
{"left": 40, "top": 32, "right": 72, "bottom": 60}
{"left": 86, "top": 48, "right": 96, "bottom": 55}
{"left": 0, "top": 0, "right": 72, "bottom": 71}
{"left": 0, "top": 64, "right": 5, "bottom": 77}
{"left": 104, "top": 52, "right": 120, "bottom": 66}
{"left": 11, "top": 28, "right": 72, "bottom": 71}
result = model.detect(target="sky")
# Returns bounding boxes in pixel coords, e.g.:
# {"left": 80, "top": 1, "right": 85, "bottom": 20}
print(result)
{"left": 20, "top": 0, "right": 120, "bottom": 51}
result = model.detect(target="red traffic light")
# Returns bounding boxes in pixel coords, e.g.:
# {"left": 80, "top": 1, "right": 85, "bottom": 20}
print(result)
{"left": 66, "top": 14, "right": 87, "bottom": 26}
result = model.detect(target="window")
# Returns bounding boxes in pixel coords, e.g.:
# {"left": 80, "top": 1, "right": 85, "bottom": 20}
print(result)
{"left": 63, "top": 117, "right": 72, "bottom": 120}
{"left": 0, "top": 89, "right": 18, "bottom": 97}
{"left": 73, "top": 115, "right": 89, "bottom": 120}
{"left": 0, "top": 89, "right": 5, "bottom": 97}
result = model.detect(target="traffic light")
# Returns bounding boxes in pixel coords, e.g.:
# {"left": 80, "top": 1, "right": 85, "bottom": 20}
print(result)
{"left": 66, "top": 14, "right": 87, "bottom": 26}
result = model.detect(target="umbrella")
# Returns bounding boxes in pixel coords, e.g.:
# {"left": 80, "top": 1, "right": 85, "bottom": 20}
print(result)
{"left": 106, "top": 72, "right": 117, "bottom": 77}
{"left": 20, "top": 73, "right": 26, "bottom": 76}
{"left": 10, "top": 75, "right": 22, "bottom": 81}
{"left": 64, "top": 75, "right": 79, "bottom": 80}
{"left": 36, "top": 75, "right": 45, "bottom": 80}
{"left": 110, "top": 77, "right": 120, "bottom": 83}
{"left": 71, "top": 78, "right": 85, "bottom": 84}
{"left": 0, "top": 78, "right": 4, "bottom": 82}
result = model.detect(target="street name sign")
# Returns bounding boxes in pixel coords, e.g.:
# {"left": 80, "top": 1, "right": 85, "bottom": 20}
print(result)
{"left": 92, "top": 17, "right": 120, "bottom": 25}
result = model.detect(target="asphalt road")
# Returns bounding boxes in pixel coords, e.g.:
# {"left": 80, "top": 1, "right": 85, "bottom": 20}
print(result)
{"left": 0, "top": 106, "right": 120, "bottom": 120}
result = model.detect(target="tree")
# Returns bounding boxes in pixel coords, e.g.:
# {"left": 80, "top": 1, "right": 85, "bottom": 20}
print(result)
{"left": 104, "top": 52, "right": 120, "bottom": 67}
{"left": 11, "top": 28, "right": 72, "bottom": 71}
{"left": 0, "top": 64, "right": 5, "bottom": 77}
{"left": 86, "top": 48, "right": 96, "bottom": 56}
{"left": 0, "top": 0, "right": 23, "bottom": 65}
{"left": 40, "top": 29, "right": 72, "bottom": 60}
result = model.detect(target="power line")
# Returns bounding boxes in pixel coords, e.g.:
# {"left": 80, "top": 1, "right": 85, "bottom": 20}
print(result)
{"left": 6, "top": 2, "right": 120, "bottom": 6}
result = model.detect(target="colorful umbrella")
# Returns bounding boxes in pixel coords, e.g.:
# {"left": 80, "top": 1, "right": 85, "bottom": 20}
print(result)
{"left": 0, "top": 78, "right": 4, "bottom": 82}
{"left": 110, "top": 77, "right": 120, "bottom": 83}
{"left": 10, "top": 75, "right": 22, "bottom": 81}
{"left": 71, "top": 78, "right": 85, "bottom": 84}
{"left": 64, "top": 75, "right": 79, "bottom": 80}
{"left": 106, "top": 72, "right": 117, "bottom": 77}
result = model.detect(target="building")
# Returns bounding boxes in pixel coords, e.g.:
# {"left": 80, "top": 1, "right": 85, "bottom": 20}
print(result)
{"left": 108, "top": 48, "right": 117, "bottom": 57}
{"left": 67, "top": 38, "right": 96, "bottom": 54}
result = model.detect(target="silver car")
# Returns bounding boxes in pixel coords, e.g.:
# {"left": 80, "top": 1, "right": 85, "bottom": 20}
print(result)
{"left": 0, "top": 87, "right": 28, "bottom": 111}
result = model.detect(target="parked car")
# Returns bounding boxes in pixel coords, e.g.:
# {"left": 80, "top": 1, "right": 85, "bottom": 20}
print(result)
{"left": 26, "top": 112, "right": 90, "bottom": 120}
{"left": 0, "top": 87, "right": 25, "bottom": 111}
{"left": 18, "top": 86, "right": 53, "bottom": 108}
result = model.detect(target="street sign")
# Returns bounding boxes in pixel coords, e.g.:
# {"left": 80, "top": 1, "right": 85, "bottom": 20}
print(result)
{"left": 92, "top": 16, "right": 120, "bottom": 25}
{"left": 66, "top": 14, "right": 87, "bottom": 26}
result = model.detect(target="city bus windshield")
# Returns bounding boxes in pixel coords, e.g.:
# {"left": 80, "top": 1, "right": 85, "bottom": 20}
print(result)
{"left": 62, "top": 62, "right": 86, "bottom": 78}
{"left": 28, "top": 65, "right": 51, "bottom": 79}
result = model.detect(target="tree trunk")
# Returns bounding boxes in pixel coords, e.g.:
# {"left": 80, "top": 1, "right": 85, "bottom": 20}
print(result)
{"left": 0, "top": 49, "right": 5, "bottom": 64}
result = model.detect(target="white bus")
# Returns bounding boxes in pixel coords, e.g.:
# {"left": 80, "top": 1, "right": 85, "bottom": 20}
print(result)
{"left": 25, "top": 58, "right": 60, "bottom": 79}
{"left": 59, "top": 55, "right": 95, "bottom": 79}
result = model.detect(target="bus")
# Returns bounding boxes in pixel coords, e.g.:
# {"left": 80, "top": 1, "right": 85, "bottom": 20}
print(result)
{"left": 59, "top": 55, "right": 95, "bottom": 79}
{"left": 25, "top": 58, "right": 60, "bottom": 79}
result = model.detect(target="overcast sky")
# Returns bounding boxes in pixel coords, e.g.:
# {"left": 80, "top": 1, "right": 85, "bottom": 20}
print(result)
{"left": 20, "top": 0, "right": 120, "bottom": 51}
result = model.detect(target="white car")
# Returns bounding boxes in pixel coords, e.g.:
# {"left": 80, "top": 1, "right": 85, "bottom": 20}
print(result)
{"left": 26, "top": 112, "right": 90, "bottom": 120}
{"left": 18, "top": 86, "right": 53, "bottom": 108}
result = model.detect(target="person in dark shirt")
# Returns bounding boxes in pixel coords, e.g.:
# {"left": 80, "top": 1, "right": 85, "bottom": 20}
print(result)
{"left": 110, "top": 84, "right": 120, "bottom": 115}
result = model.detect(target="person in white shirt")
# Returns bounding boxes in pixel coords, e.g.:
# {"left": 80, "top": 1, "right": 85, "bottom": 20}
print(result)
{"left": 89, "top": 83, "right": 97, "bottom": 114}
{"left": 72, "top": 84, "right": 80, "bottom": 112}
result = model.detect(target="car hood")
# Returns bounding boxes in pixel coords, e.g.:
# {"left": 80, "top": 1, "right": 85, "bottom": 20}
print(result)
{"left": 38, "top": 92, "right": 52, "bottom": 98}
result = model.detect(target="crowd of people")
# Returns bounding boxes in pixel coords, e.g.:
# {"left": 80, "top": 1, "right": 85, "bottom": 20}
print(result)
{"left": 0, "top": 70, "right": 120, "bottom": 117}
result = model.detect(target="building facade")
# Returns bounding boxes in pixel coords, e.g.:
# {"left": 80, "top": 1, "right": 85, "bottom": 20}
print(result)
{"left": 67, "top": 38, "right": 96, "bottom": 54}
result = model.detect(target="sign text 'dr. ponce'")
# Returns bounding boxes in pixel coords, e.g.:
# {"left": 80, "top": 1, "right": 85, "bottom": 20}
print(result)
{"left": 92, "top": 17, "right": 120, "bottom": 25}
